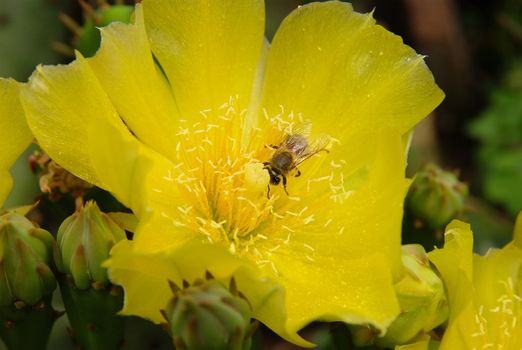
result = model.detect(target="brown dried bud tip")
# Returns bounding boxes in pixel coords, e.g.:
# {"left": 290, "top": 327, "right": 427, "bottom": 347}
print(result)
{"left": 29, "top": 150, "right": 92, "bottom": 201}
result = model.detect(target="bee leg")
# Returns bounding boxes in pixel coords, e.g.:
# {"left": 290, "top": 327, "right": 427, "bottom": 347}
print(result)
{"left": 295, "top": 169, "right": 301, "bottom": 178}
{"left": 264, "top": 144, "right": 279, "bottom": 150}
{"left": 266, "top": 184, "right": 271, "bottom": 199}
{"left": 282, "top": 175, "right": 289, "bottom": 196}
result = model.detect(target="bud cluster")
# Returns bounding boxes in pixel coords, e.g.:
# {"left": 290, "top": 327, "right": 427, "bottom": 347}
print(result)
{"left": 0, "top": 212, "right": 56, "bottom": 307}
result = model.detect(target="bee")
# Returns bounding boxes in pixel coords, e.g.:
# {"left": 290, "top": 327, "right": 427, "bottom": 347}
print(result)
{"left": 263, "top": 125, "right": 331, "bottom": 198}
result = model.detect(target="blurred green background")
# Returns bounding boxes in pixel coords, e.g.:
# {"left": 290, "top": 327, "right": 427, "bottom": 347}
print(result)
{"left": 1, "top": 0, "right": 521, "bottom": 349}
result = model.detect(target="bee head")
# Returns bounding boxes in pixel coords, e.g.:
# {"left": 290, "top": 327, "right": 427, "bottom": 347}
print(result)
{"left": 271, "top": 175, "right": 281, "bottom": 185}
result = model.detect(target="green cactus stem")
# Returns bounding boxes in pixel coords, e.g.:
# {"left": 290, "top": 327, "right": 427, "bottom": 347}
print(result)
{"left": 59, "top": 276, "right": 124, "bottom": 350}
{"left": 0, "top": 295, "right": 58, "bottom": 350}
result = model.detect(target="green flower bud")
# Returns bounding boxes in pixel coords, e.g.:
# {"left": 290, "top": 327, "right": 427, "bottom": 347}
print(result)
{"left": 163, "top": 277, "right": 253, "bottom": 350}
{"left": 0, "top": 212, "right": 56, "bottom": 306}
{"left": 56, "top": 201, "right": 126, "bottom": 290}
{"left": 375, "top": 245, "right": 449, "bottom": 348}
{"left": 407, "top": 163, "right": 468, "bottom": 229}
{"left": 76, "top": 5, "right": 134, "bottom": 57}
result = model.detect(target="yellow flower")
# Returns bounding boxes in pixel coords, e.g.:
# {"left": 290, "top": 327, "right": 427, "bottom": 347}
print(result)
{"left": 0, "top": 78, "right": 33, "bottom": 207}
{"left": 427, "top": 215, "right": 522, "bottom": 350}
{"left": 20, "top": 0, "right": 443, "bottom": 344}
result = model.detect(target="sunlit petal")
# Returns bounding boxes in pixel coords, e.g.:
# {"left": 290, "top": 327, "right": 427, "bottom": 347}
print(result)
{"left": 0, "top": 79, "right": 33, "bottom": 207}
{"left": 262, "top": 2, "right": 444, "bottom": 172}
{"left": 142, "top": 0, "right": 265, "bottom": 117}
{"left": 88, "top": 5, "right": 180, "bottom": 161}
{"left": 21, "top": 55, "right": 133, "bottom": 201}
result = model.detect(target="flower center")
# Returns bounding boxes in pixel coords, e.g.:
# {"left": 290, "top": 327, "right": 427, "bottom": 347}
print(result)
{"left": 168, "top": 98, "right": 347, "bottom": 271}
{"left": 470, "top": 277, "right": 521, "bottom": 349}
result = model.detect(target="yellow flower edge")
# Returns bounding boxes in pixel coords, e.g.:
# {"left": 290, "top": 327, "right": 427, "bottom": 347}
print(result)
{"left": 0, "top": 78, "right": 33, "bottom": 207}
{"left": 428, "top": 216, "right": 522, "bottom": 349}
{"left": 20, "top": 0, "right": 444, "bottom": 345}
{"left": 105, "top": 239, "right": 306, "bottom": 345}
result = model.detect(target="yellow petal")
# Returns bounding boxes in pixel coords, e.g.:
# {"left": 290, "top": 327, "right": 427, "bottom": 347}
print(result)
{"left": 282, "top": 131, "right": 407, "bottom": 281}
{"left": 428, "top": 221, "right": 474, "bottom": 321}
{"left": 107, "top": 212, "right": 139, "bottom": 232}
{"left": 262, "top": 1, "right": 444, "bottom": 169}
{"left": 468, "top": 242, "right": 522, "bottom": 348}
{"left": 428, "top": 222, "right": 476, "bottom": 349}
{"left": 132, "top": 210, "right": 197, "bottom": 252}
{"left": 251, "top": 134, "right": 405, "bottom": 336}
{"left": 22, "top": 55, "right": 166, "bottom": 216}
{"left": 158, "top": 242, "right": 308, "bottom": 344}
{"left": 438, "top": 302, "right": 476, "bottom": 350}
{"left": 332, "top": 131, "right": 407, "bottom": 280}
{"left": 270, "top": 252, "right": 399, "bottom": 336}
{"left": 105, "top": 240, "right": 177, "bottom": 322}
{"left": 21, "top": 54, "right": 163, "bottom": 212}
{"left": 429, "top": 220, "right": 474, "bottom": 288}
{"left": 429, "top": 221, "right": 522, "bottom": 349}
{"left": 141, "top": 0, "right": 265, "bottom": 117}
{"left": 88, "top": 5, "right": 180, "bottom": 161}
{"left": 21, "top": 55, "right": 130, "bottom": 190}
{"left": 106, "top": 239, "right": 311, "bottom": 346}
{"left": 0, "top": 78, "right": 33, "bottom": 207}
{"left": 85, "top": 116, "right": 177, "bottom": 215}
{"left": 85, "top": 110, "right": 205, "bottom": 245}
{"left": 473, "top": 245, "right": 521, "bottom": 308}
{"left": 231, "top": 265, "right": 311, "bottom": 347}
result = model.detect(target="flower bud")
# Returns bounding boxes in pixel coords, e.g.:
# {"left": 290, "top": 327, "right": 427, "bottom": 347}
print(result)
{"left": 375, "top": 245, "right": 448, "bottom": 348}
{"left": 56, "top": 201, "right": 126, "bottom": 290}
{"left": 163, "top": 277, "right": 253, "bottom": 350}
{"left": 76, "top": 5, "right": 134, "bottom": 57}
{"left": 0, "top": 212, "right": 56, "bottom": 306}
{"left": 407, "top": 163, "right": 468, "bottom": 229}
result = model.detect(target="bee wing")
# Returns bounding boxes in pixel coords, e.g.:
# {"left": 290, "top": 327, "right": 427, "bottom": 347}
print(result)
{"left": 287, "top": 120, "right": 312, "bottom": 137}
{"left": 283, "top": 134, "right": 309, "bottom": 155}
{"left": 293, "top": 134, "right": 332, "bottom": 167}
{"left": 269, "top": 120, "right": 312, "bottom": 152}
